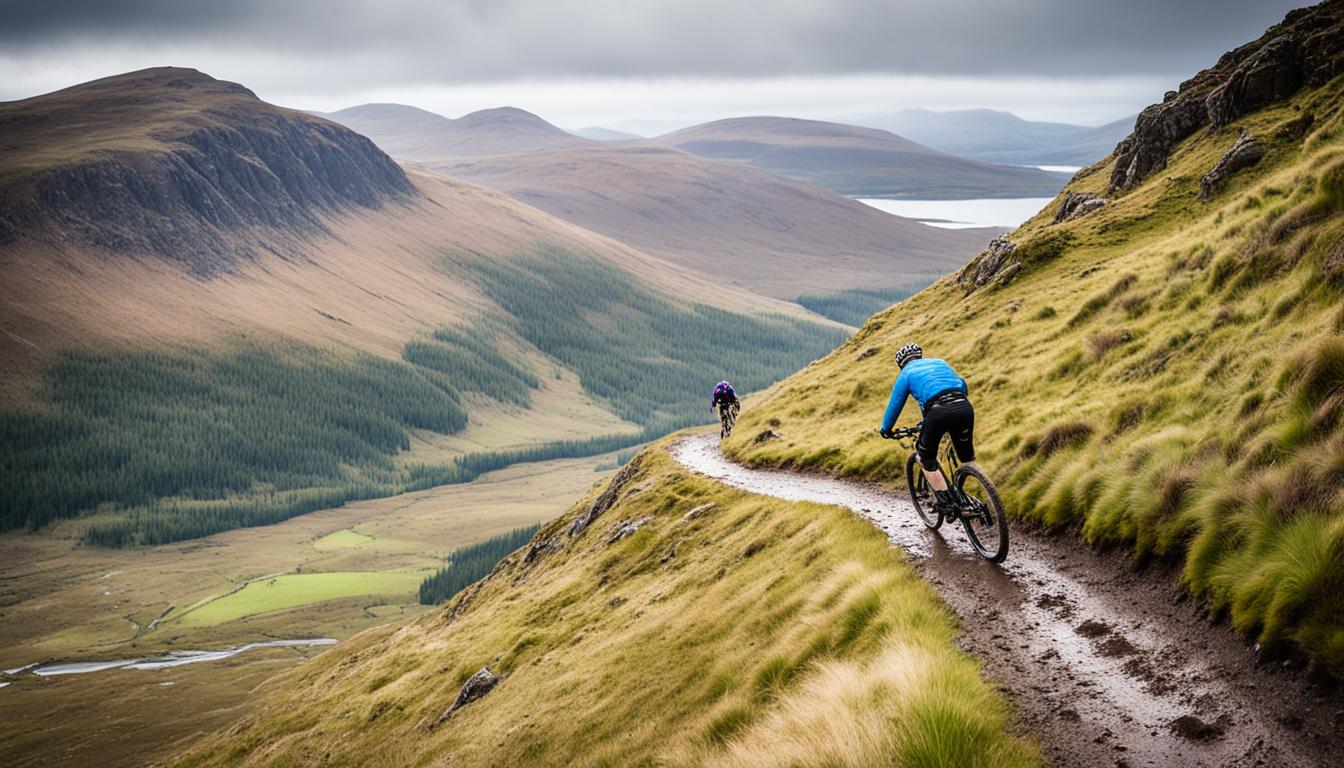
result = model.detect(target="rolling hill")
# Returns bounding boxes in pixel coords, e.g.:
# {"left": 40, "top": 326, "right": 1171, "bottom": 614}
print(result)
{"left": 865, "top": 108, "right": 1136, "bottom": 167}
{"left": 436, "top": 144, "right": 994, "bottom": 300}
{"left": 320, "top": 103, "right": 591, "bottom": 160}
{"left": 655, "top": 116, "right": 1072, "bottom": 198}
{"left": 0, "top": 67, "right": 846, "bottom": 545}
{"left": 725, "top": 0, "right": 1344, "bottom": 679}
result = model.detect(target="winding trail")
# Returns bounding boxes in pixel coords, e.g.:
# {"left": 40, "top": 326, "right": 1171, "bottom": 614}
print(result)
{"left": 673, "top": 434, "right": 1341, "bottom": 767}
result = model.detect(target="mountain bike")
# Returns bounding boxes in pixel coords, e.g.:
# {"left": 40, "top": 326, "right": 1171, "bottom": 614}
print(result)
{"left": 883, "top": 423, "right": 1009, "bottom": 562}
{"left": 718, "top": 402, "right": 740, "bottom": 439}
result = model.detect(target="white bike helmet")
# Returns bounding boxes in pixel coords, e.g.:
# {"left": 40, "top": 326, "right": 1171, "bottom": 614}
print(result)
{"left": 896, "top": 343, "right": 923, "bottom": 368}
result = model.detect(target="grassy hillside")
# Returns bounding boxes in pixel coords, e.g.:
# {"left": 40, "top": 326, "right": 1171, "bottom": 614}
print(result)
{"left": 182, "top": 444, "right": 1039, "bottom": 768}
{"left": 726, "top": 63, "right": 1344, "bottom": 676}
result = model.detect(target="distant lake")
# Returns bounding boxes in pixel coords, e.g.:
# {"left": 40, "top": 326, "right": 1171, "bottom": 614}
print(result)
{"left": 856, "top": 197, "right": 1055, "bottom": 230}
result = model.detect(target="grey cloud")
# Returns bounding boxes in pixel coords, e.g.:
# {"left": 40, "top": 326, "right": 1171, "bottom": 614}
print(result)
{"left": 0, "top": 0, "right": 1312, "bottom": 86}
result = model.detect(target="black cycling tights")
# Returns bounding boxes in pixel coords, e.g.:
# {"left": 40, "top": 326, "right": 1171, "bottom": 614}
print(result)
{"left": 916, "top": 399, "right": 975, "bottom": 472}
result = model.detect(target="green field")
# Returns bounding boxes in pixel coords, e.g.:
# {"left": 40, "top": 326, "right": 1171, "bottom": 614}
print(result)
{"left": 313, "top": 529, "right": 375, "bottom": 550}
{"left": 172, "top": 570, "right": 432, "bottom": 628}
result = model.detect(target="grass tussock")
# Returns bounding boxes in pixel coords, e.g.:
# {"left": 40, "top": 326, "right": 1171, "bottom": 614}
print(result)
{"left": 723, "top": 78, "right": 1344, "bottom": 679}
{"left": 182, "top": 447, "right": 1039, "bottom": 768}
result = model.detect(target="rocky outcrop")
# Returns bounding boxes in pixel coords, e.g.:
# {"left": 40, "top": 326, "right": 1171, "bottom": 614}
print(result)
{"left": 570, "top": 455, "right": 644, "bottom": 537}
{"left": 1199, "top": 132, "right": 1265, "bottom": 199}
{"left": 1109, "top": 2, "right": 1344, "bottom": 195}
{"left": 434, "top": 667, "right": 500, "bottom": 725}
{"left": 957, "top": 237, "right": 1019, "bottom": 293}
{"left": 1053, "top": 192, "right": 1106, "bottom": 223}
{"left": 1205, "top": 37, "right": 1304, "bottom": 129}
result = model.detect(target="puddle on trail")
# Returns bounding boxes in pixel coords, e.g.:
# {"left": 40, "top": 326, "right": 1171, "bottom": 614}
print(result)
{"left": 10, "top": 639, "right": 337, "bottom": 678}
{"left": 673, "top": 434, "right": 1334, "bottom": 768}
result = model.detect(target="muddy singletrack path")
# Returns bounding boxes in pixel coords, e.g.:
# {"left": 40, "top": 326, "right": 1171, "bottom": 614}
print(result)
{"left": 673, "top": 434, "right": 1342, "bottom": 767}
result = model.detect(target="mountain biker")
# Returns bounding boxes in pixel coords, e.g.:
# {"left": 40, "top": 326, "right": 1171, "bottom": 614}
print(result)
{"left": 878, "top": 343, "right": 977, "bottom": 512}
{"left": 710, "top": 380, "right": 739, "bottom": 417}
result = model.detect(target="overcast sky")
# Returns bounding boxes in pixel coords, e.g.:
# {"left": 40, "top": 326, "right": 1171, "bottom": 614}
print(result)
{"left": 0, "top": 0, "right": 1310, "bottom": 130}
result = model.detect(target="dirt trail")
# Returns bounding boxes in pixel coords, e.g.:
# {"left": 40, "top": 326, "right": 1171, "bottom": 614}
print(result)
{"left": 673, "top": 434, "right": 1342, "bottom": 767}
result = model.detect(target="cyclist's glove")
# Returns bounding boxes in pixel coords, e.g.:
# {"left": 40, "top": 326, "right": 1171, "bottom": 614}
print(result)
{"left": 879, "top": 428, "right": 895, "bottom": 439}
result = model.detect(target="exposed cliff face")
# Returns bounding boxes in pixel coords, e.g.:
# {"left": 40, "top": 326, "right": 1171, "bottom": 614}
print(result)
{"left": 1109, "top": 1, "right": 1344, "bottom": 195}
{"left": 0, "top": 68, "right": 414, "bottom": 276}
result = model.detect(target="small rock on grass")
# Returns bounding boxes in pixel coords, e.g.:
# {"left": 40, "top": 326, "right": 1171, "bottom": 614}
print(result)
{"left": 682, "top": 503, "right": 716, "bottom": 521}
{"left": 433, "top": 667, "right": 500, "bottom": 726}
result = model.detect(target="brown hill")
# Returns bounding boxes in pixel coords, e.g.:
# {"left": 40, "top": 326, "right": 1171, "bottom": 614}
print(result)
{"left": 322, "top": 103, "right": 591, "bottom": 161}
{"left": 656, "top": 116, "right": 1071, "bottom": 198}
{"left": 435, "top": 144, "right": 992, "bottom": 299}
{"left": 0, "top": 68, "right": 414, "bottom": 276}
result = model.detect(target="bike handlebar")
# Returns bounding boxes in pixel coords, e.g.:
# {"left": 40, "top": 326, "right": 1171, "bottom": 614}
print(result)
{"left": 878, "top": 422, "right": 923, "bottom": 440}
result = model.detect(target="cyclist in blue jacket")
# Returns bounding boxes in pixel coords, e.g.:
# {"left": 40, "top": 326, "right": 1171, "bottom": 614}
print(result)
{"left": 879, "top": 343, "right": 977, "bottom": 511}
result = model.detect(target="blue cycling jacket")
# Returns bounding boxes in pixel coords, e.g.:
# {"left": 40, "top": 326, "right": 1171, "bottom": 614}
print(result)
{"left": 880, "top": 358, "right": 968, "bottom": 431}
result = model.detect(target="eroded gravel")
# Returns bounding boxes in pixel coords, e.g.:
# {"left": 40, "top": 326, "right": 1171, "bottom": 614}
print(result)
{"left": 673, "top": 434, "right": 1342, "bottom": 767}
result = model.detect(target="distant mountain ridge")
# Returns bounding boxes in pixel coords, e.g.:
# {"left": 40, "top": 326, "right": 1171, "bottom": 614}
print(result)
{"left": 861, "top": 108, "right": 1137, "bottom": 167}
{"left": 320, "top": 103, "right": 591, "bottom": 160}
{"left": 655, "top": 115, "right": 1071, "bottom": 198}
{"left": 437, "top": 143, "right": 992, "bottom": 299}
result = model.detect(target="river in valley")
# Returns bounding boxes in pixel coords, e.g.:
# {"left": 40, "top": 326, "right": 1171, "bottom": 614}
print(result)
{"left": 2, "top": 638, "right": 336, "bottom": 678}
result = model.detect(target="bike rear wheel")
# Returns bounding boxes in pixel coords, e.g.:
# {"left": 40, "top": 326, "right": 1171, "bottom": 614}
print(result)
{"left": 905, "top": 453, "right": 942, "bottom": 529}
{"left": 720, "top": 406, "right": 737, "bottom": 438}
{"left": 953, "top": 464, "right": 1008, "bottom": 562}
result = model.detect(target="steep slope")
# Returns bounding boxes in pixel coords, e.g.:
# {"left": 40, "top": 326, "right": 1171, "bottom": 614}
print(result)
{"left": 182, "top": 444, "right": 1039, "bottom": 768}
{"left": 0, "top": 69, "right": 844, "bottom": 544}
{"left": 726, "top": 1, "right": 1344, "bottom": 677}
{"left": 869, "top": 108, "right": 1136, "bottom": 167}
{"left": 656, "top": 116, "right": 1071, "bottom": 198}
{"left": 322, "top": 103, "right": 590, "bottom": 160}
{"left": 0, "top": 68, "right": 413, "bottom": 276}
{"left": 437, "top": 145, "right": 991, "bottom": 299}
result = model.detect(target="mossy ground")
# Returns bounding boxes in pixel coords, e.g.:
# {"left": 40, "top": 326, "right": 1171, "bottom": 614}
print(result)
{"left": 727, "top": 79, "right": 1344, "bottom": 677}
{"left": 181, "top": 445, "right": 1040, "bottom": 768}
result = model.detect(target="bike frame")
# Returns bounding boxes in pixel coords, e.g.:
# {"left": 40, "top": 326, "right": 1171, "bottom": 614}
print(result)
{"left": 901, "top": 428, "right": 978, "bottom": 515}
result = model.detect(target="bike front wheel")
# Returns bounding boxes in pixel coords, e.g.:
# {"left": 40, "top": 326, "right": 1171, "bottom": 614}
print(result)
{"left": 954, "top": 464, "right": 1008, "bottom": 562}
{"left": 905, "top": 453, "right": 941, "bottom": 529}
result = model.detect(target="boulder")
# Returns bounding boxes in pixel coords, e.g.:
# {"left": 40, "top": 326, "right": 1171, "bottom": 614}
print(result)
{"left": 1053, "top": 192, "right": 1107, "bottom": 223}
{"left": 1199, "top": 132, "right": 1264, "bottom": 199}
{"left": 435, "top": 667, "right": 500, "bottom": 724}
{"left": 956, "top": 237, "right": 1018, "bottom": 293}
